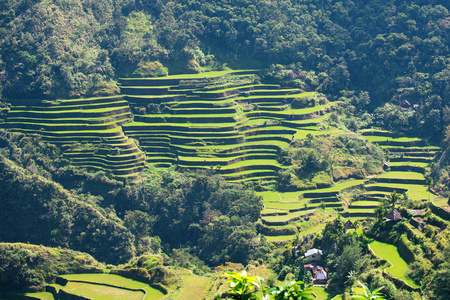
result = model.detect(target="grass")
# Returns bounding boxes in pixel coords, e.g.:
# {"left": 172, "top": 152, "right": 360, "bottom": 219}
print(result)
{"left": 216, "top": 158, "right": 283, "bottom": 170}
{"left": 175, "top": 272, "right": 210, "bottom": 300}
{"left": 23, "top": 292, "right": 55, "bottom": 300}
{"left": 257, "top": 179, "right": 366, "bottom": 205}
{"left": 261, "top": 208, "right": 287, "bottom": 215}
{"left": 263, "top": 202, "right": 305, "bottom": 211}
{"left": 60, "top": 281, "right": 146, "bottom": 300}
{"left": 60, "top": 274, "right": 149, "bottom": 289}
{"left": 376, "top": 171, "right": 425, "bottom": 180}
{"left": 311, "top": 286, "right": 331, "bottom": 299}
{"left": 388, "top": 161, "right": 429, "bottom": 168}
{"left": 197, "top": 84, "right": 264, "bottom": 93}
{"left": 58, "top": 274, "right": 165, "bottom": 300}
{"left": 265, "top": 234, "right": 296, "bottom": 241}
{"left": 433, "top": 198, "right": 449, "bottom": 207}
{"left": 346, "top": 208, "right": 375, "bottom": 214}
{"left": 364, "top": 136, "right": 422, "bottom": 143}
{"left": 369, "top": 240, "right": 418, "bottom": 287}
{"left": 262, "top": 212, "right": 303, "bottom": 223}
{"left": 350, "top": 201, "right": 381, "bottom": 206}
{"left": 298, "top": 179, "right": 366, "bottom": 195}
{"left": 364, "top": 183, "right": 430, "bottom": 201}
{"left": 299, "top": 222, "right": 328, "bottom": 235}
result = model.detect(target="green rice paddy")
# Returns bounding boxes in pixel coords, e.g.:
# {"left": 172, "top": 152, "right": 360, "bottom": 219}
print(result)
{"left": 377, "top": 171, "right": 425, "bottom": 179}
{"left": 364, "top": 136, "right": 422, "bottom": 143}
{"left": 60, "top": 274, "right": 149, "bottom": 289}
{"left": 369, "top": 240, "right": 418, "bottom": 288}
{"left": 175, "top": 272, "right": 210, "bottom": 300}
{"left": 311, "top": 286, "right": 331, "bottom": 299}
{"left": 58, "top": 282, "right": 145, "bottom": 300}
{"left": 23, "top": 292, "right": 55, "bottom": 300}
{"left": 22, "top": 274, "right": 165, "bottom": 300}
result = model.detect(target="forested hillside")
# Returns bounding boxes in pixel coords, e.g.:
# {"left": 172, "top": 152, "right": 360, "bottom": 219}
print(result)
{"left": 1, "top": 1, "right": 450, "bottom": 299}
{"left": 1, "top": 0, "right": 450, "bottom": 139}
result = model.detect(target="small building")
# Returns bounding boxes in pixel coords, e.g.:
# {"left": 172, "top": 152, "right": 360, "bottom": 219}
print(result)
{"left": 304, "top": 264, "right": 328, "bottom": 284}
{"left": 344, "top": 220, "right": 356, "bottom": 231}
{"left": 400, "top": 99, "right": 411, "bottom": 108}
{"left": 385, "top": 208, "right": 402, "bottom": 222}
{"left": 304, "top": 248, "right": 323, "bottom": 262}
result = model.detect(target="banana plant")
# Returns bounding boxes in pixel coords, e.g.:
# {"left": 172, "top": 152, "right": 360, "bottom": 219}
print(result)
{"left": 268, "top": 280, "right": 314, "bottom": 300}
{"left": 350, "top": 281, "right": 385, "bottom": 300}
{"left": 223, "top": 270, "right": 264, "bottom": 300}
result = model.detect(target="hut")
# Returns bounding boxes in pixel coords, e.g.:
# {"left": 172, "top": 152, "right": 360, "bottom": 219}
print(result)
{"left": 344, "top": 220, "right": 356, "bottom": 231}
{"left": 385, "top": 208, "right": 402, "bottom": 222}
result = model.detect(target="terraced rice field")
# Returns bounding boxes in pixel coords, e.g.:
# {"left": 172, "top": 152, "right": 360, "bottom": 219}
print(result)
{"left": 1, "top": 70, "right": 332, "bottom": 181}
{"left": 120, "top": 70, "right": 333, "bottom": 184}
{"left": 1, "top": 96, "right": 145, "bottom": 178}
{"left": 39, "top": 273, "right": 165, "bottom": 300}
{"left": 369, "top": 240, "right": 418, "bottom": 288}
{"left": 311, "top": 286, "right": 332, "bottom": 299}
{"left": 175, "top": 271, "right": 210, "bottom": 300}
{"left": 258, "top": 129, "right": 439, "bottom": 241}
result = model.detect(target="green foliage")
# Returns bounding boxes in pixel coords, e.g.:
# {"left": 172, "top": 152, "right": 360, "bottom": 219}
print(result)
{"left": 0, "top": 243, "right": 102, "bottom": 292}
{"left": 222, "top": 271, "right": 314, "bottom": 300}
{"left": 277, "top": 133, "right": 384, "bottom": 190}
{"left": 223, "top": 270, "right": 263, "bottom": 300}
{"left": 269, "top": 281, "right": 314, "bottom": 300}
{"left": 0, "top": 154, "right": 135, "bottom": 264}
{"left": 115, "top": 168, "right": 269, "bottom": 266}
{"left": 350, "top": 281, "right": 385, "bottom": 300}
{"left": 132, "top": 61, "right": 168, "bottom": 78}
{"left": 111, "top": 253, "right": 178, "bottom": 289}
{"left": 385, "top": 191, "right": 402, "bottom": 208}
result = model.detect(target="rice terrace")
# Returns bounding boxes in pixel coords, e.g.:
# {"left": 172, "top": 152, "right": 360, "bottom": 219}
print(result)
{"left": 2, "top": 68, "right": 449, "bottom": 299}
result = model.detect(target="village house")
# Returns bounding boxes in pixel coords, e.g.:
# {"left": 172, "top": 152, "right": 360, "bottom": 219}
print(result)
{"left": 304, "top": 248, "right": 323, "bottom": 262}
{"left": 303, "top": 248, "right": 328, "bottom": 284}
{"left": 304, "top": 264, "right": 328, "bottom": 284}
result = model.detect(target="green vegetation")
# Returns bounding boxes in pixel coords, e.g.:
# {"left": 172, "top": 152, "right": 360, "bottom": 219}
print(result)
{"left": 59, "top": 274, "right": 149, "bottom": 290}
{"left": 1, "top": 0, "right": 450, "bottom": 298}
{"left": 0, "top": 243, "right": 103, "bottom": 292}
{"left": 350, "top": 281, "right": 385, "bottom": 300}
{"left": 369, "top": 241, "right": 416, "bottom": 287}
{"left": 55, "top": 282, "right": 145, "bottom": 300}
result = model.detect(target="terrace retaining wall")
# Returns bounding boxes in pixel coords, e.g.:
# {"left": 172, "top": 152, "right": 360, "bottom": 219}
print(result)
{"left": 430, "top": 203, "right": 450, "bottom": 221}
{"left": 389, "top": 165, "right": 426, "bottom": 173}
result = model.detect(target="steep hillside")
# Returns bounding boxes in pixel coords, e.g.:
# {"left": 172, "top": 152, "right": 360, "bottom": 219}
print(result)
{"left": 0, "top": 242, "right": 103, "bottom": 292}
{"left": 0, "top": 154, "right": 135, "bottom": 264}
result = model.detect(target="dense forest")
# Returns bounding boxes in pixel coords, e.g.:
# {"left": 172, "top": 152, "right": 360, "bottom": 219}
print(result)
{"left": 1, "top": 0, "right": 449, "bottom": 140}
{"left": 1, "top": 0, "right": 450, "bottom": 299}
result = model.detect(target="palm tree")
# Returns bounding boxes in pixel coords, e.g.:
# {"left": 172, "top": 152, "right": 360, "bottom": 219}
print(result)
{"left": 350, "top": 281, "right": 385, "bottom": 300}
{"left": 385, "top": 190, "right": 401, "bottom": 208}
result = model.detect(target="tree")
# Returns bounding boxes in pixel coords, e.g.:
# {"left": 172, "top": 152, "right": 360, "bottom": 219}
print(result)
{"left": 123, "top": 210, "right": 155, "bottom": 240}
{"left": 374, "top": 205, "right": 387, "bottom": 223}
{"left": 350, "top": 281, "right": 385, "bottom": 300}
{"left": 385, "top": 190, "right": 401, "bottom": 208}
